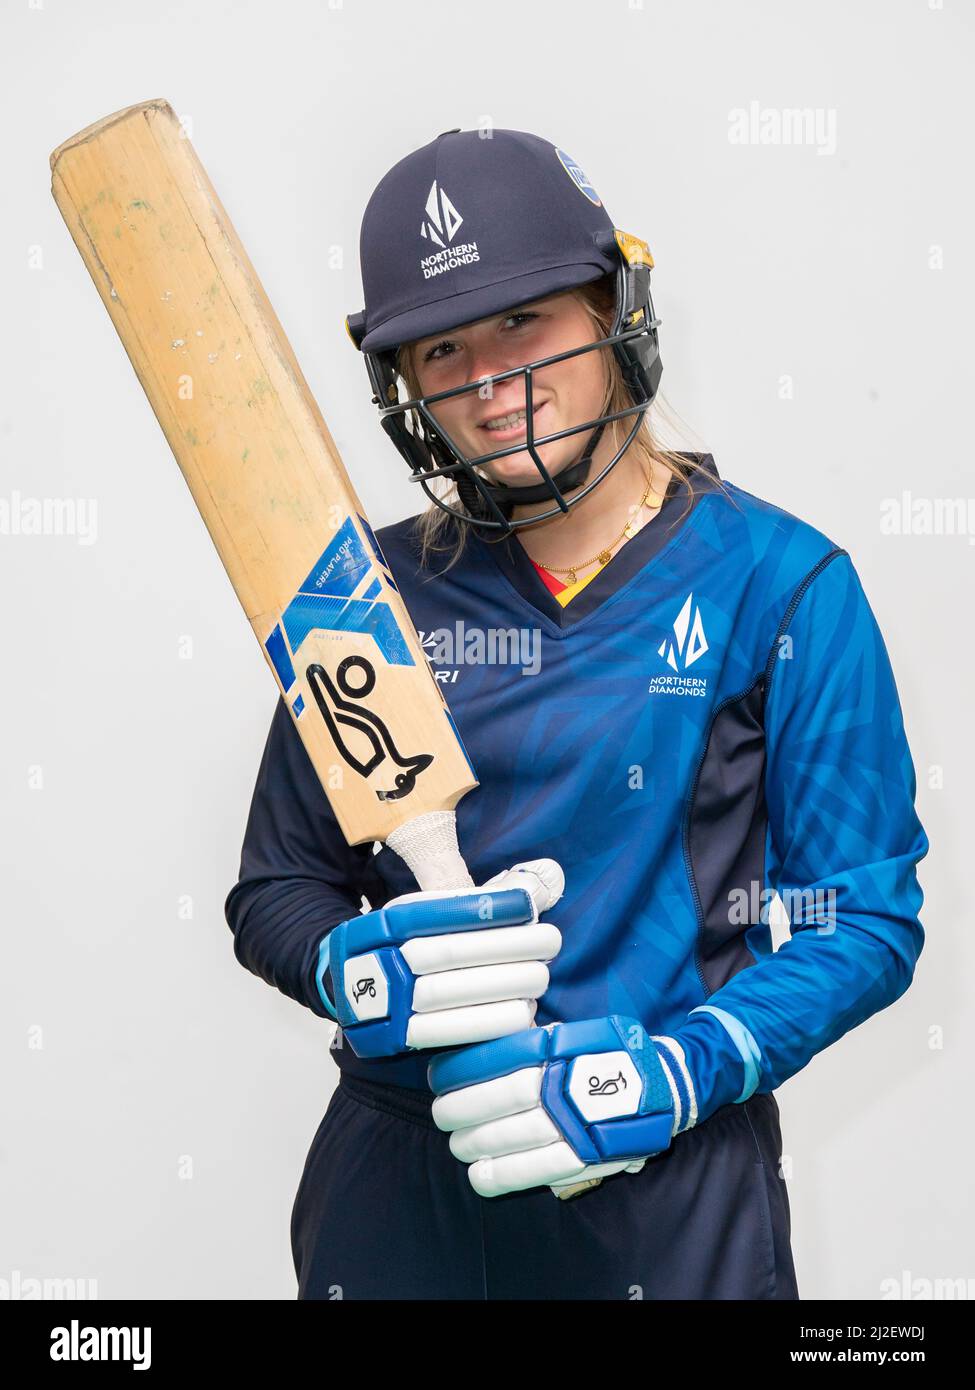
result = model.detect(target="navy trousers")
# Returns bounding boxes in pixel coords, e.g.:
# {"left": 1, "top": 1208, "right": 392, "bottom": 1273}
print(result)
{"left": 291, "top": 1074, "right": 799, "bottom": 1301}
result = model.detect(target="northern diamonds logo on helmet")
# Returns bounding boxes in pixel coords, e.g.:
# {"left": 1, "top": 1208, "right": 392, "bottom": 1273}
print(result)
{"left": 420, "top": 179, "right": 464, "bottom": 246}
{"left": 419, "top": 179, "right": 481, "bottom": 280}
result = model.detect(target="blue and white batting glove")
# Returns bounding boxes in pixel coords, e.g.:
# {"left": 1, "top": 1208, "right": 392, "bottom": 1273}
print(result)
{"left": 315, "top": 860, "right": 564, "bottom": 1059}
{"left": 429, "top": 1016, "right": 698, "bottom": 1198}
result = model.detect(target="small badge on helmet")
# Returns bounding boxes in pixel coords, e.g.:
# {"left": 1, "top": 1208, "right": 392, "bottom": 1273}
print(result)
{"left": 554, "top": 147, "right": 602, "bottom": 206}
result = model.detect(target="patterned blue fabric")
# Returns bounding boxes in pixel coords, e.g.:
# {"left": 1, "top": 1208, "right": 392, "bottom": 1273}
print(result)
{"left": 226, "top": 457, "right": 928, "bottom": 1120}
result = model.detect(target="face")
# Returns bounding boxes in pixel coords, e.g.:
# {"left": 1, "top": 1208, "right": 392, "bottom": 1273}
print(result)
{"left": 406, "top": 290, "right": 609, "bottom": 488}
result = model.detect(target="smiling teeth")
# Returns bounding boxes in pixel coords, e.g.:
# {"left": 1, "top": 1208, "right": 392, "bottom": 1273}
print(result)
{"left": 483, "top": 409, "right": 529, "bottom": 430}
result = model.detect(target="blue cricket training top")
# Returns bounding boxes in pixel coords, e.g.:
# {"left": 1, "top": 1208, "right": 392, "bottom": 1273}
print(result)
{"left": 225, "top": 454, "right": 928, "bottom": 1125}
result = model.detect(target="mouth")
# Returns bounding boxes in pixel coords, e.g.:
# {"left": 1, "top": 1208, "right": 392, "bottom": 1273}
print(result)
{"left": 478, "top": 401, "right": 547, "bottom": 441}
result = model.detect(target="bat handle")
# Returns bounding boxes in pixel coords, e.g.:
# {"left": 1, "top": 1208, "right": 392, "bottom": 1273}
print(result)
{"left": 385, "top": 810, "right": 475, "bottom": 892}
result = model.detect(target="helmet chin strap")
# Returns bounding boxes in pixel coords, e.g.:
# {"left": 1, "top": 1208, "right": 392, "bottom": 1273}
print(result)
{"left": 478, "top": 421, "right": 607, "bottom": 511}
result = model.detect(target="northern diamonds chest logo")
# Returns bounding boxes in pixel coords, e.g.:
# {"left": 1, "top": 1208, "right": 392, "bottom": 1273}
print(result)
{"left": 419, "top": 180, "right": 480, "bottom": 280}
{"left": 650, "top": 593, "right": 710, "bottom": 697}
{"left": 660, "top": 593, "right": 708, "bottom": 670}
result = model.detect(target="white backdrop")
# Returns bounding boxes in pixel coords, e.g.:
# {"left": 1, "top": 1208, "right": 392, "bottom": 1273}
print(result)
{"left": 1, "top": 0, "right": 970, "bottom": 1300}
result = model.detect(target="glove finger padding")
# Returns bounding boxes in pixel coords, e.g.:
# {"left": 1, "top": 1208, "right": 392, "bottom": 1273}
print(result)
{"left": 317, "top": 859, "right": 564, "bottom": 1058}
{"left": 430, "top": 1017, "right": 695, "bottom": 1198}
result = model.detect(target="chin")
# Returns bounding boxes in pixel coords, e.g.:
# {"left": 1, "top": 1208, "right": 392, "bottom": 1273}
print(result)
{"left": 478, "top": 448, "right": 574, "bottom": 490}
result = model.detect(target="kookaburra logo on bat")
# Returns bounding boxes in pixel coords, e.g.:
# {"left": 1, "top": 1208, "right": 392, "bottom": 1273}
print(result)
{"left": 306, "top": 656, "right": 434, "bottom": 801}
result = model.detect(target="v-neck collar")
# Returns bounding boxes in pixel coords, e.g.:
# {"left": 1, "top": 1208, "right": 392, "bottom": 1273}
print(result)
{"left": 471, "top": 452, "right": 723, "bottom": 629}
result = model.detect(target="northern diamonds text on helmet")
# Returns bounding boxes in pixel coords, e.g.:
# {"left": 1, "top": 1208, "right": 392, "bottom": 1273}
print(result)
{"left": 420, "top": 242, "right": 480, "bottom": 279}
{"left": 419, "top": 180, "right": 480, "bottom": 278}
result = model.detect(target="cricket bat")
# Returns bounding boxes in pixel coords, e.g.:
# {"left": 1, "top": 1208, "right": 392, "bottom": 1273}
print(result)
{"left": 50, "top": 99, "right": 599, "bottom": 1199}
{"left": 49, "top": 98, "right": 477, "bottom": 893}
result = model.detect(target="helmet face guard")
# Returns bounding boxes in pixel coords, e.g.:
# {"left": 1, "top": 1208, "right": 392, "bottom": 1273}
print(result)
{"left": 348, "top": 232, "right": 663, "bottom": 535}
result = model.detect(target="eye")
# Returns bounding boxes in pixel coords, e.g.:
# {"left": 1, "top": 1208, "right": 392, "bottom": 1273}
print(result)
{"left": 422, "top": 337, "right": 455, "bottom": 363}
{"left": 504, "top": 310, "right": 539, "bottom": 331}
{"left": 421, "top": 311, "right": 540, "bottom": 363}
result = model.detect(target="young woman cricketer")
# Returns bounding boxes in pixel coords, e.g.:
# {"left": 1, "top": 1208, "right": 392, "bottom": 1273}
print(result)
{"left": 226, "top": 128, "right": 928, "bottom": 1300}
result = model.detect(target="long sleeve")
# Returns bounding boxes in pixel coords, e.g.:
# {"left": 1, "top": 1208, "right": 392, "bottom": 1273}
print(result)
{"left": 668, "top": 551, "right": 929, "bottom": 1122}
{"left": 224, "top": 697, "right": 383, "bottom": 1017}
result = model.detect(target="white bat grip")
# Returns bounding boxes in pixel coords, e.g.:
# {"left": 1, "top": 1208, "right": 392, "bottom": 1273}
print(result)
{"left": 385, "top": 810, "right": 474, "bottom": 892}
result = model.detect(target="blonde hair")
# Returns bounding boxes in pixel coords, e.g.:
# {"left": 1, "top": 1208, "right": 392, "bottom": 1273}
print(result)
{"left": 395, "top": 274, "right": 720, "bottom": 570}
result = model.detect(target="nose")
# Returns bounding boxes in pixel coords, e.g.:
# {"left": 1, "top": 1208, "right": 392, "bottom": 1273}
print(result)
{"left": 462, "top": 353, "right": 528, "bottom": 413}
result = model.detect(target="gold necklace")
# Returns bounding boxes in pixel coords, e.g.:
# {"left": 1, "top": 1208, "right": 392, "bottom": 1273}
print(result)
{"left": 540, "top": 478, "right": 663, "bottom": 584}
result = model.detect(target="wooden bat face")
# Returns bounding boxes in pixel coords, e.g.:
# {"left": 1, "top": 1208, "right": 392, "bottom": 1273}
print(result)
{"left": 50, "top": 99, "right": 477, "bottom": 848}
